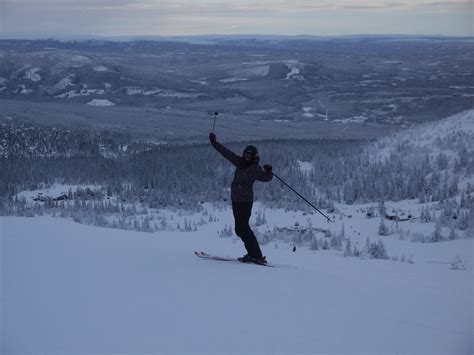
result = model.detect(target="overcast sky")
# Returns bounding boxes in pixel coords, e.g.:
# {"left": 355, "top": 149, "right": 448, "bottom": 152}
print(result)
{"left": 0, "top": 0, "right": 472, "bottom": 38}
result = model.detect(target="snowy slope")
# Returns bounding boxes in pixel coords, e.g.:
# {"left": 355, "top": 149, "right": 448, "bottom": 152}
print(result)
{"left": 2, "top": 215, "right": 472, "bottom": 354}
{"left": 370, "top": 109, "right": 474, "bottom": 162}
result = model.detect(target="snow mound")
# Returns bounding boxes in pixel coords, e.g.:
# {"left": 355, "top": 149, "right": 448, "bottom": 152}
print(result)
{"left": 244, "top": 108, "right": 280, "bottom": 115}
{"left": 93, "top": 65, "right": 108, "bottom": 72}
{"left": 220, "top": 77, "right": 248, "bottom": 83}
{"left": 57, "top": 89, "right": 105, "bottom": 98}
{"left": 55, "top": 74, "right": 75, "bottom": 89}
{"left": 87, "top": 99, "right": 115, "bottom": 107}
{"left": 302, "top": 107, "right": 314, "bottom": 118}
{"left": 297, "top": 160, "right": 312, "bottom": 174}
{"left": 285, "top": 60, "right": 304, "bottom": 80}
{"left": 17, "top": 84, "right": 33, "bottom": 94}
{"left": 125, "top": 87, "right": 201, "bottom": 98}
{"left": 23, "top": 67, "right": 41, "bottom": 82}
{"left": 190, "top": 80, "right": 208, "bottom": 85}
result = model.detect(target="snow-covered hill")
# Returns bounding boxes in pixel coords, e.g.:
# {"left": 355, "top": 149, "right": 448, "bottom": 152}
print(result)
{"left": 370, "top": 109, "right": 474, "bottom": 163}
{"left": 2, "top": 213, "right": 472, "bottom": 354}
{"left": 1, "top": 101, "right": 473, "bottom": 353}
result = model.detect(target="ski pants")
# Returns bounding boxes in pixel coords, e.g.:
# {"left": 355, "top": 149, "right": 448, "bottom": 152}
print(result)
{"left": 232, "top": 202, "right": 263, "bottom": 258}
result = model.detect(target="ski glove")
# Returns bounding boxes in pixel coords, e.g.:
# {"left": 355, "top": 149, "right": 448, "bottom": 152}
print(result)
{"left": 209, "top": 132, "right": 217, "bottom": 143}
{"left": 263, "top": 164, "right": 272, "bottom": 173}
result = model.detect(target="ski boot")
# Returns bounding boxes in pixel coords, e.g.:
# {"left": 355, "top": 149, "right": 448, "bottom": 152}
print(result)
{"left": 238, "top": 254, "right": 267, "bottom": 265}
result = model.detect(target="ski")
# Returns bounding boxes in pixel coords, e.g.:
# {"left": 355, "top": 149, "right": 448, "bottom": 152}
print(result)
{"left": 194, "top": 251, "right": 275, "bottom": 267}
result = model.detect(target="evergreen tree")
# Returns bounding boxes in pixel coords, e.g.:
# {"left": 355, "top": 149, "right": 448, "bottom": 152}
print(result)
{"left": 368, "top": 240, "right": 388, "bottom": 259}
{"left": 378, "top": 219, "right": 390, "bottom": 236}
{"left": 344, "top": 239, "right": 353, "bottom": 257}
{"left": 310, "top": 236, "right": 319, "bottom": 251}
{"left": 431, "top": 222, "right": 443, "bottom": 242}
{"left": 448, "top": 226, "right": 457, "bottom": 240}
{"left": 330, "top": 234, "right": 343, "bottom": 251}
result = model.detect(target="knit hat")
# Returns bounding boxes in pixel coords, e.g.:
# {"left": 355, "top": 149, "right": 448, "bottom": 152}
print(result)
{"left": 243, "top": 145, "right": 258, "bottom": 157}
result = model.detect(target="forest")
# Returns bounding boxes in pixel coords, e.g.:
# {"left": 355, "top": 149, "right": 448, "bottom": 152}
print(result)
{"left": 1, "top": 117, "right": 473, "bottom": 235}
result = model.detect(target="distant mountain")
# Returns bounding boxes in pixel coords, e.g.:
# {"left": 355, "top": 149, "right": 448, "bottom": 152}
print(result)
{"left": 0, "top": 37, "right": 473, "bottom": 137}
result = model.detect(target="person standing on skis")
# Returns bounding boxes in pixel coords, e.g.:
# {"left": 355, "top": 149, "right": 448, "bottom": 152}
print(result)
{"left": 209, "top": 132, "right": 273, "bottom": 264}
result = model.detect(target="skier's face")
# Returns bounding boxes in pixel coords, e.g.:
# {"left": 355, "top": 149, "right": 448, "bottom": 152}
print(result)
{"left": 243, "top": 151, "right": 255, "bottom": 161}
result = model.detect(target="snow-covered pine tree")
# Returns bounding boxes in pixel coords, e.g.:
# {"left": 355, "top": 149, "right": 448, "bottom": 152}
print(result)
{"left": 322, "top": 240, "right": 329, "bottom": 250}
{"left": 330, "top": 234, "right": 343, "bottom": 250}
{"left": 431, "top": 222, "right": 443, "bottom": 242}
{"left": 378, "top": 218, "right": 390, "bottom": 236}
{"left": 368, "top": 240, "right": 388, "bottom": 259}
{"left": 450, "top": 255, "right": 467, "bottom": 270}
{"left": 448, "top": 226, "right": 457, "bottom": 240}
{"left": 310, "top": 235, "right": 319, "bottom": 251}
{"left": 218, "top": 225, "right": 233, "bottom": 238}
{"left": 344, "top": 238, "right": 352, "bottom": 257}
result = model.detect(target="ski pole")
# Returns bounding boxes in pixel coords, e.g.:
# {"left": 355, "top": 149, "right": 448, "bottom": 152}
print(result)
{"left": 211, "top": 112, "right": 219, "bottom": 133}
{"left": 272, "top": 172, "right": 333, "bottom": 223}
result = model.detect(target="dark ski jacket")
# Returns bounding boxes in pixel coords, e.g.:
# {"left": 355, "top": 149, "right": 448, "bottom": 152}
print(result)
{"left": 211, "top": 141, "right": 273, "bottom": 202}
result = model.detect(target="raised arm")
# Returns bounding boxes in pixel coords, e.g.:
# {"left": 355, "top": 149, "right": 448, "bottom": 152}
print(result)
{"left": 209, "top": 133, "right": 241, "bottom": 167}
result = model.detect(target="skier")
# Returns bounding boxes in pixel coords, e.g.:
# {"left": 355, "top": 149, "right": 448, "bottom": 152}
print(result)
{"left": 209, "top": 132, "right": 273, "bottom": 264}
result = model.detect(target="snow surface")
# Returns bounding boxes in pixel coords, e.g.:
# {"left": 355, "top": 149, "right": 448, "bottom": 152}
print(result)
{"left": 57, "top": 89, "right": 106, "bottom": 99}
{"left": 190, "top": 80, "right": 208, "bottom": 86}
{"left": 125, "top": 87, "right": 201, "bottom": 98}
{"left": 55, "top": 74, "right": 75, "bottom": 90}
{"left": 86, "top": 99, "right": 116, "bottom": 107}
{"left": 16, "top": 183, "right": 101, "bottom": 201}
{"left": 370, "top": 109, "right": 474, "bottom": 162}
{"left": 2, "top": 210, "right": 472, "bottom": 354}
{"left": 220, "top": 77, "right": 248, "bottom": 83}
{"left": 2, "top": 110, "right": 473, "bottom": 354}
{"left": 229, "top": 65, "right": 270, "bottom": 78}
{"left": 17, "top": 85, "right": 33, "bottom": 95}
{"left": 93, "top": 65, "right": 109, "bottom": 72}
{"left": 23, "top": 68, "right": 41, "bottom": 82}
{"left": 285, "top": 60, "right": 304, "bottom": 80}
{"left": 333, "top": 116, "right": 369, "bottom": 124}
{"left": 302, "top": 107, "right": 314, "bottom": 118}
{"left": 297, "top": 160, "right": 312, "bottom": 175}
{"left": 245, "top": 108, "right": 280, "bottom": 115}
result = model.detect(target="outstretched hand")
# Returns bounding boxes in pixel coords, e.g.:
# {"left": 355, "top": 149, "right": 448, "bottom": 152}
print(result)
{"left": 263, "top": 164, "right": 272, "bottom": 173}
{"left": 209, "top": 132, "right": 217, "bottom": 143}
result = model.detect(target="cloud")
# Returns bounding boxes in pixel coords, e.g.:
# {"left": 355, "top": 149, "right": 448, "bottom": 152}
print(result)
{"left": 1, "top": 0, "right": 471, "bottom": 36}
{"left": 421, "top": 1, "right": 472, "bottom": 6}
{"left": 4, "top": 0, "right": 472, "bottom": 13}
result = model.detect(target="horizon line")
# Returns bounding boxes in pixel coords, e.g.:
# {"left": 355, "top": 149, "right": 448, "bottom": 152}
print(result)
{"left": 1, "top": 32, "right": 473, "bottom": 41}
